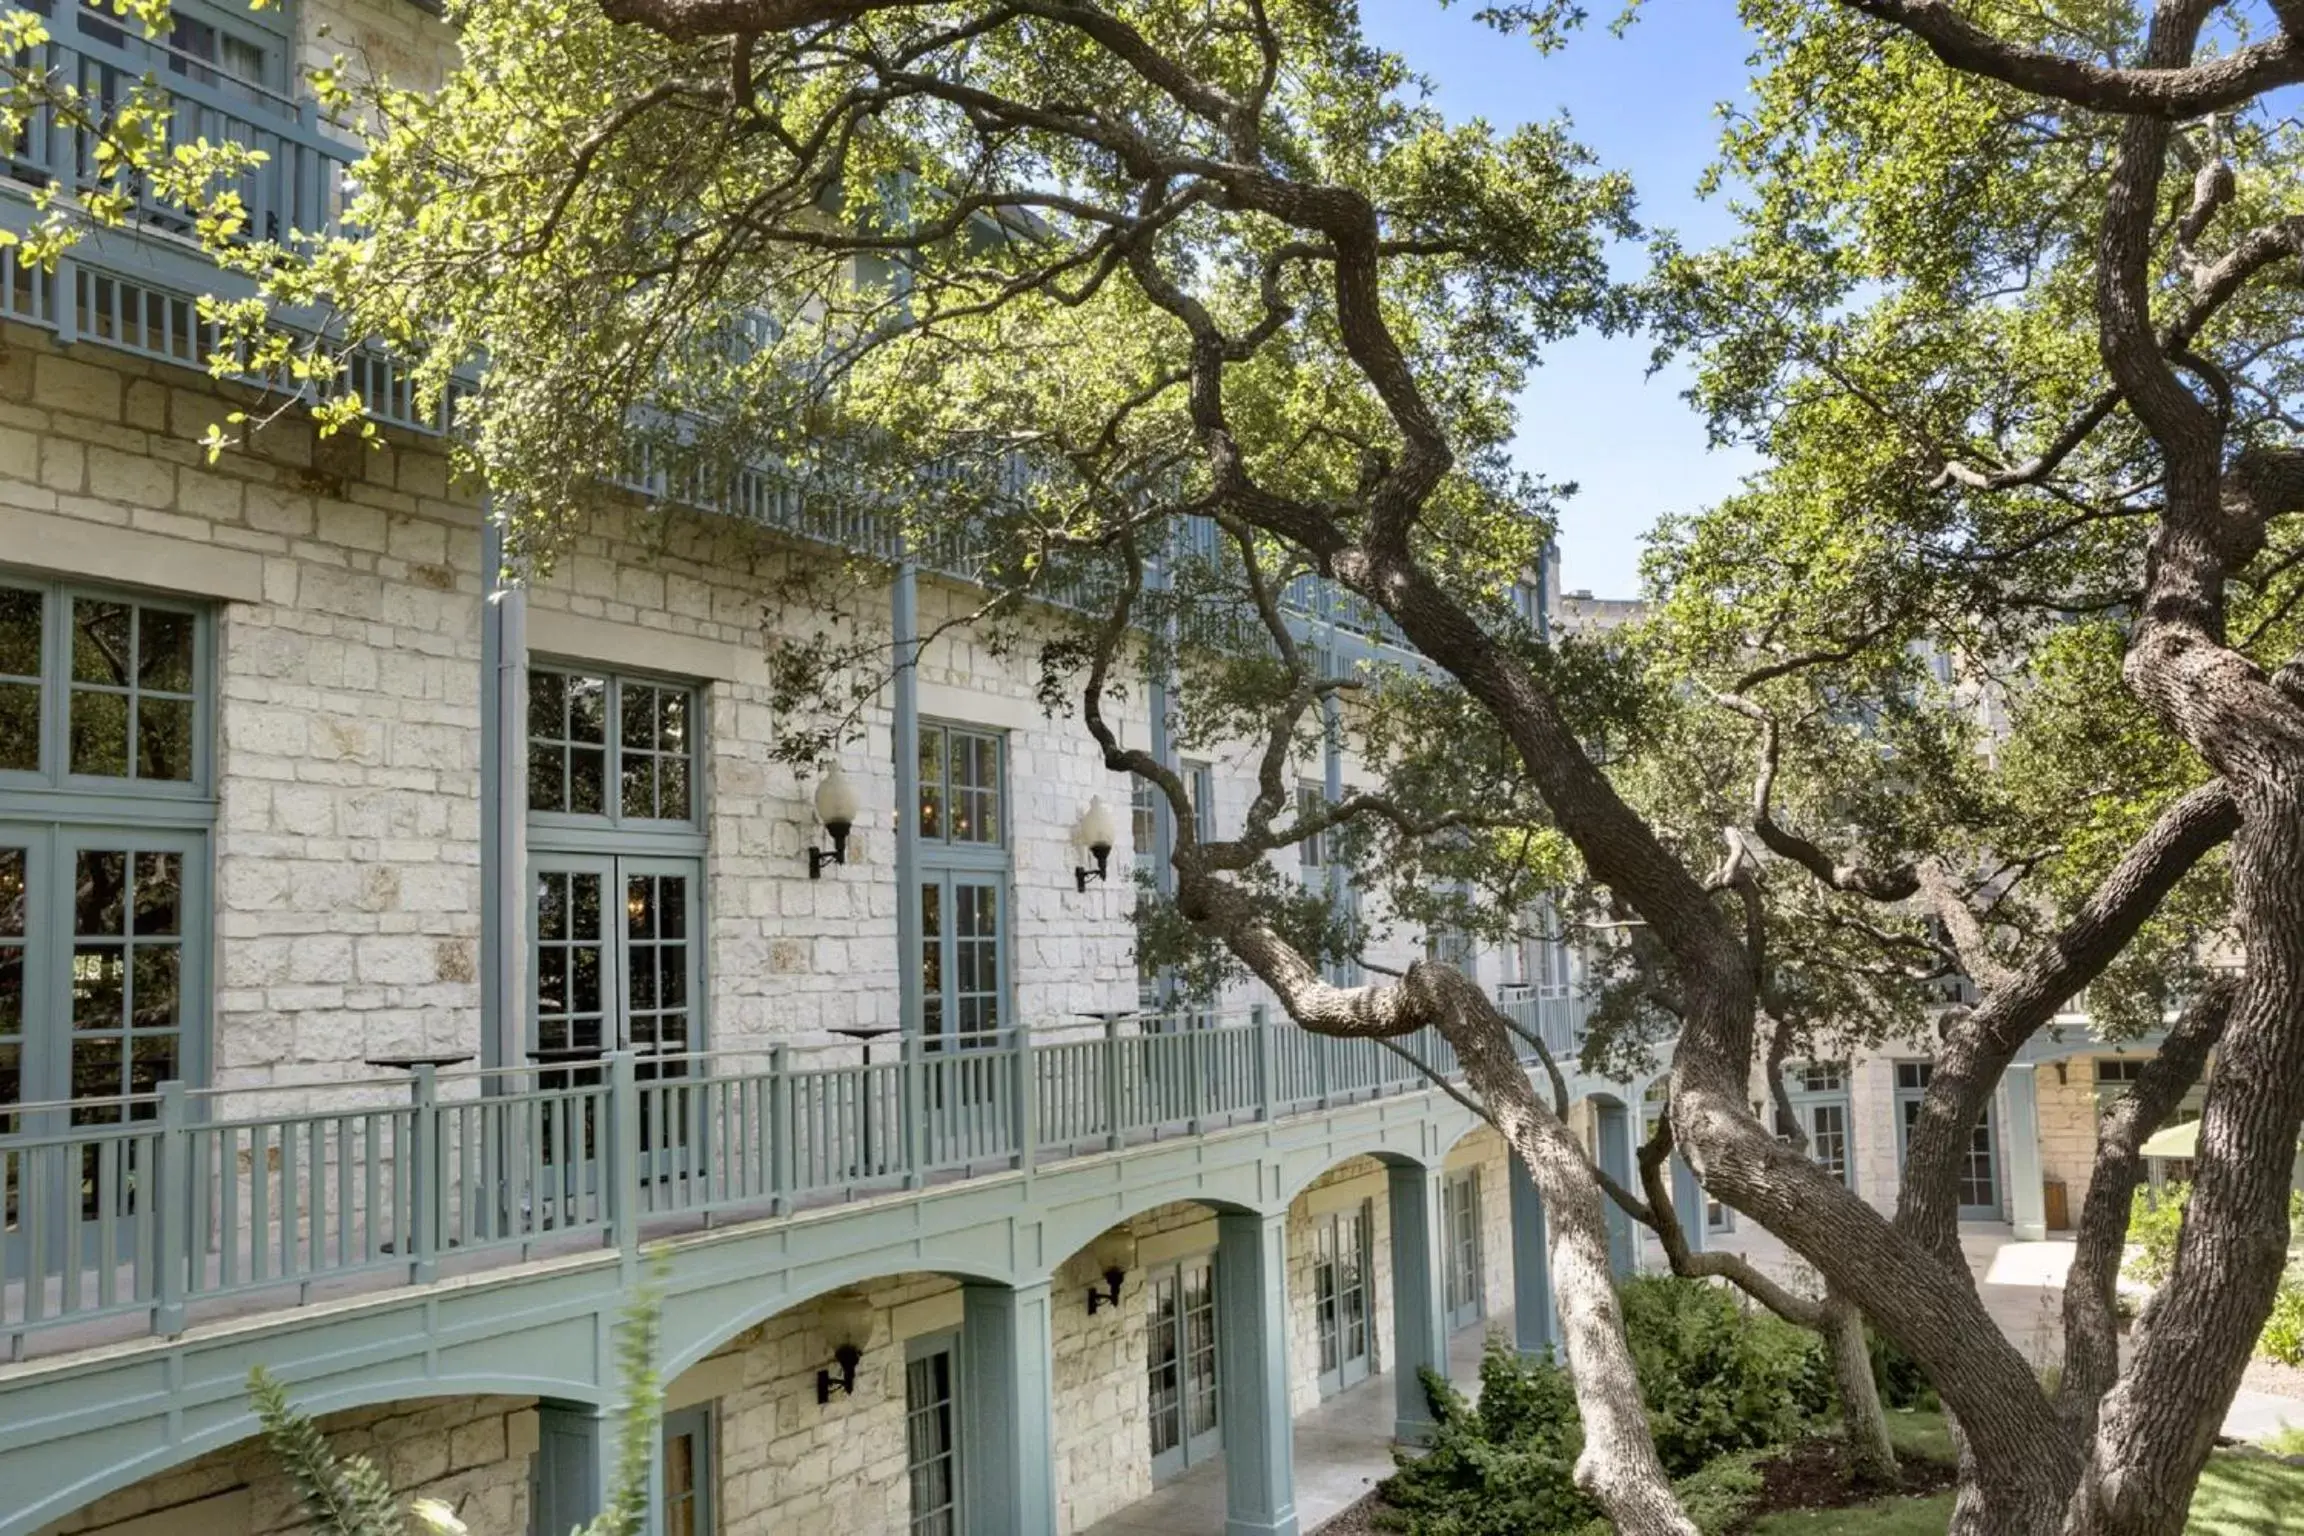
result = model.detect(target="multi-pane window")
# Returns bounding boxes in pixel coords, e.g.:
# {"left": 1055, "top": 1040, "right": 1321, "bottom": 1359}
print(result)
{"left": 1313, "top": 1201, "right": 1374, "bottom": 1394}
{"left": 918, "top": 724, "right": 1003, "bottom": 846}
{"left": 525, "top": 664, "right": 706, "bottom": 1075}
{"left": 528, "top": 668, "right": 696, "bottom": 823}
{"left": 1895, "top": 1061, "right": 1999, "bottom": 1215}
{"left": 660, "top": 1406, "right": 714, "bottom": 1536}
{"left": 1779, "top": 1063, "right": 1855, "bottom": 1191}
{"left": 0, "top": 576, "right": 211, "bottom": 1137}
{"left": 905, "top": 1343, "right": 960, "bottom": 1536}
{"left": 0, "top": 580, "right": 207, "bottom": 788}
{"left": 1297, "top": 780, "right": 1326, "bottom": 870}
{"left": 1132, "top": 778, "right": 1161, "bottom": 882}
{"left": 530, "top": 860, "right": 699, "bottom": 1067}
{"left": 1147, "top": 1255, "right": 1221, "bottom": 1480}
{"left": 1184, "top": 760, "right": 1215, "bottom": 843}
{"left": 1442, "top": 1170, "right": 1485, "bottom": 1331}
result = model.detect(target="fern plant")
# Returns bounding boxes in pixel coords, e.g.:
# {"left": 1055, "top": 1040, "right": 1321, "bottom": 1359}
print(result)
{"left": 251, "top": 1269, "right": 664, "bottom": 1536}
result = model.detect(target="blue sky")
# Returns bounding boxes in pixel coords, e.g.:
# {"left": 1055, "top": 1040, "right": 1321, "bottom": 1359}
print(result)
{"left": 1357, "top": 0, "right": 1766, "bottom": 598}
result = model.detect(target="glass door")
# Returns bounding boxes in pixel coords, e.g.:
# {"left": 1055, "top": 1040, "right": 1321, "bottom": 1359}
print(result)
{"left": 1897, "top": 1063, "right": 2000, "bottom": 1219}
{"left": 1443, "top": 1170, "right": 1484, "bottom": 1331}
{"left": 1147, "top": 1254, "right": 1221, "bottom": 1481}
{"left": 1315, "top": 1202, "right": 1373, "bottom": 1394}
{"left": 4, "top": 826, "right": 204, "bottom": 1276}
{"left": 528, "top": 855, "right": 702, "bottom": 1190}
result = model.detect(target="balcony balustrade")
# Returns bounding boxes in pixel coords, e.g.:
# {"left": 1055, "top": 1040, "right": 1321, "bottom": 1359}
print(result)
{"left": 0, "top": 997, "right": 1585, "bottom": 1359}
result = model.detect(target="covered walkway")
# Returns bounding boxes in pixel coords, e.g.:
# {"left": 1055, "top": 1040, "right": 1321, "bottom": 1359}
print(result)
{"left": 1086, "top": 1311, "right": 1500, "bottom": 1536}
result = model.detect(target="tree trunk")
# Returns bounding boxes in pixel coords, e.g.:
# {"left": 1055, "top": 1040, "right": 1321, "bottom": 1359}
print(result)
{"left": 1823, "top": 1295, "right": 1899, "bottom": 1488}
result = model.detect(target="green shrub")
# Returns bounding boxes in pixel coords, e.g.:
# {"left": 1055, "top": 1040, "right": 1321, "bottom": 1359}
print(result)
{"left": 1617, "top": 1276, "right": 1824, "bottom": 1475}
{"left": 2261, "top": 1273, "right": 2304, "bottom": 1368}
{"left": 2125, "top": 1183, "right": 2189, "bottom": 1288}
{"left": 1868, "top": 1326, "right": 1937, "bottom": 1411}
{"left": 1379, "top": 1348, "right": 1595, "bottom": 1536}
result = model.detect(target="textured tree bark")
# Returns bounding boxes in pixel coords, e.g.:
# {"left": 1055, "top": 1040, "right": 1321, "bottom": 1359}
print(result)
{"left": 1823, "top": 1295, "right": 1899, "bottom": 1489}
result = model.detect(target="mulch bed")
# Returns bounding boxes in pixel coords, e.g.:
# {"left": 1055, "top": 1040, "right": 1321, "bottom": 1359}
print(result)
{"left": 1735, "top": 1437, "right": 1957, "bottom": 1528}
{"left": 1310, "top": 1489, "right": 1388, "bottom": 1534}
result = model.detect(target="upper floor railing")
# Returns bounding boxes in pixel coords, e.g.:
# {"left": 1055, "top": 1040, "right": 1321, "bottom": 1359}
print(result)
{"left": 0, "top": 997, "right": 1587, "bottom": 1360}
{"left": 4, "top": 0, "right": 353, "bottom": 245}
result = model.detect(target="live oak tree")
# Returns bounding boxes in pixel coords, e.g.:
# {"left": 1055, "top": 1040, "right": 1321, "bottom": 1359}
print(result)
{"left": 7, "top": 0, "right": 2301, "bottom": 1530}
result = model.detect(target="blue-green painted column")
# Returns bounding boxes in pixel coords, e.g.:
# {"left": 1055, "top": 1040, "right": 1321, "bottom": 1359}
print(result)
{"left": 1388, "top": 1163, "right": 1450, "bottom": 1445}
{"left": 959, "top": 1280, "right": 1058, "bottom": 1535}
{"left": 1507, "top": 1159, "right": 1559, "bottom": 1356}
{"left": 1594, "top": 1102, "right": 1636, "bottom": 1277}
{"left": 1216, "top": 1210, "right": 1298, "bottom": 1536}
{"left": 479, "top": 508, "right": 527, "bottom": 1072}
{"left": 2005, "top": 1064, "right": 2047, "bottom": 1241}
{"left": 1671, "top": 1153, "right": 1706, "bottom": 1255}
{"left": 894, "top": 560, "right": 923, "bottom": 1041}
{"left": 533, "top": 1402, "right": 615, "bottom": 1536}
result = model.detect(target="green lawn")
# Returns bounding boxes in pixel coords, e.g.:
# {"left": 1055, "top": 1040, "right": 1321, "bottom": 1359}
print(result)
{"left": 1747, "top": 1415, "right": 2304, "bottom": 1534}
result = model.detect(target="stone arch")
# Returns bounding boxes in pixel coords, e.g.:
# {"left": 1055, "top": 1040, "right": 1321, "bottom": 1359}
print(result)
{"left": 10, "top": 1375, "right": 595, "bottom": 1536}
{"left": 660, "top": 1258, "right": 1022, "bottom": 1381}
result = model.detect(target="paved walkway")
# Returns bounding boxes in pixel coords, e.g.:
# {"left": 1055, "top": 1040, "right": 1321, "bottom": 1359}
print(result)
{"left": 1083, "top": 1312, "right": 1497, "bottom": 1536}
{"left": 1089, "top": 1226, "right": 2304, "bottom": 1535}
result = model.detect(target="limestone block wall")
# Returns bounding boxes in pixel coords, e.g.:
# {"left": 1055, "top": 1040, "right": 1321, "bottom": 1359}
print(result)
{"left": 35, "top": 1395, "right": 537, "bottom": 1536}
{"left": 0, "top": 323, "right": 488, "bottom": 1095}
{"left": 2037, "top": 1057, "right": 2116, "bottom": 1226}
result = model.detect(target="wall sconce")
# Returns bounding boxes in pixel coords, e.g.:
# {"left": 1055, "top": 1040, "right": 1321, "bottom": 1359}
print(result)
{"left": 1086, "top": 1227, "right": 1137, "bottom": 1314}
{"left": 815, "top": 1289, "right": 875, "bottom": 1404}
{"left": 1073, "top": 796, "right": 1118, "bottom": 893}
{"left": 809, "top": 763, "right": 861, "bottom": 880}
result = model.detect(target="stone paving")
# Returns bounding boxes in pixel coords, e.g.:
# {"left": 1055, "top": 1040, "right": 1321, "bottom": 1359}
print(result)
{"left": 1087, "top": 1225, "right": 2304, "bottom": 1535}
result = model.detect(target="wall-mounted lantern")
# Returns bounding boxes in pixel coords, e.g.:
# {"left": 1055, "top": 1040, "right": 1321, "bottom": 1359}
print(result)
{"left": 809, "top": 764, "right": 862, "bottom": 880}
{"left": 1086, "top": 1227, "right": 1137, "bottom": 1315}
{"left": 1073, "top": 796, "right": 1118, "bottom": 893}
{"left": 815, "top": 1288, "right": 876, "bottom": 1403}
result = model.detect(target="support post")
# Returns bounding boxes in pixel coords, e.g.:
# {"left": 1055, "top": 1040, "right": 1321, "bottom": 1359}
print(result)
{"left": 893, "top": 556, "right": 924, "bottom": 1080}
{"left": 480, "top": 507, "right": 528, "bottom": 1076}
{"left": 1103, "top": 1015, "right": 1125, "bottom": 1151}
{"left": 768, "top": 1043, "right": 792, "bottom": 1214}
{"left": 608, "top": 1051, "right": 641, "bottom": 1273}
{"left": 1216, "top": 1210, "right": 1299, "bottom": 1536}
{"left": 2005, "top": 1063, "right": 2047, "bottom": 1242}
{"left": 1508, "top": 1158, "right": 1560, "bottom": 1357}
{"left": 1594, "top": 1101, "right": 1636, "bottom": 1278}
{"left": 409, "top": 1063, "right": 440, "bottom": 1285}
{"left": 1012, "top": 1023, "right": 1036, "bottom": 1172}
{"left": 905, "top": 1032, "right": 930, "bottom": 1188}
{"left": 154, "top": 1078, "right": 187, "bottom": 1336}
{"left": 1253, "top": 1003, "right": 1275, "bottom": 1120}
{"left": 958, "top": 1281, "right": 1059, "bottom": 1536}
{"left": 1387, "top": 1163, "right": 1451, "bottom": 1446}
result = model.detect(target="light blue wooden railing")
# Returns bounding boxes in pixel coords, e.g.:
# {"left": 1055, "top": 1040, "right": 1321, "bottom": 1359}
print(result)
{"left": 0, "top": 999, "right": 1586, "bottom": 1357}
{"left": 3, "top": 2, "right": 353, "bottom": 247}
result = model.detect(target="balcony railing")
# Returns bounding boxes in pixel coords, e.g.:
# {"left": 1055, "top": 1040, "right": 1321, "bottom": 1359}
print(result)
{"left": 0, "top": 1000, "right": 1586, "bottom": 1359}
{"left": 2, "top": 1, "right": 354, "bottom": 246}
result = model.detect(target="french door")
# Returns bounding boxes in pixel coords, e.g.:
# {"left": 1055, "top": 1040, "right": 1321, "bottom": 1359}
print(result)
{"left": 920, "top": 871, "right": 1005, "bottom": 1050}
{"left": 1147, "top": 1254, "right": 1221, "bottom": 1481}
{"left": 1442, "top": 1170, "right": 1485, "bottom": 1331}
{"left": 2, "top": 823, "right": 207, "bottom": 1275}
{"left": 1314, "top": 1202, "right": 1374, "bottom": 1395}
{"left": 1896, "top": 1063, "right": 2000, "bottom": 1218}
{"left": 528, "top": 854, "right": 701, "bottom": 1182}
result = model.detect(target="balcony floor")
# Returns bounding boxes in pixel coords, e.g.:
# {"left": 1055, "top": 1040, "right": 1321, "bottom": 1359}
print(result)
{"left": 1084, "top": 1310, "right": 1499, "bottom": 1536}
